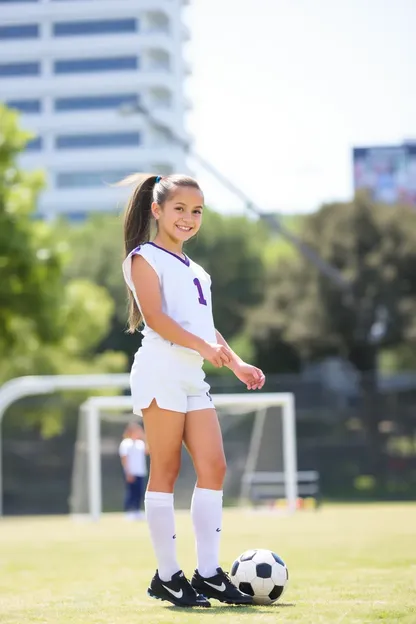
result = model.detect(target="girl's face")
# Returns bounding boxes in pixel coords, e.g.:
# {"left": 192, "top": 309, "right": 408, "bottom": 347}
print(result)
{"left": 129, "top": 425, "right": 143, "bottom": 440}
{"left": 152, "top": 186, "right": 204, "bottom": 243}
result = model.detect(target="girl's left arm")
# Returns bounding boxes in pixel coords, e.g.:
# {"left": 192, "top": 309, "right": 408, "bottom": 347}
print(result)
{"left": 214, "top": 329, "right": 243, "bottom": 372}
{"left": 215, "top": 329, "right": 266, "bottom": 390}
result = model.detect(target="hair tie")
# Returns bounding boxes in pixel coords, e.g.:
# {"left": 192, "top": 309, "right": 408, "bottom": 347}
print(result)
{"left": 155, "top": 176, "right": 162, "bottom": 183}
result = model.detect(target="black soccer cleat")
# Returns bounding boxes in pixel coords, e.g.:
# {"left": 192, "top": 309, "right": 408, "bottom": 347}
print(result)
{"left": 191, "top": 567, "right": 253, "bottom": 605}
{"left": 147, "top": 569, "right": 211, "bottom": 608}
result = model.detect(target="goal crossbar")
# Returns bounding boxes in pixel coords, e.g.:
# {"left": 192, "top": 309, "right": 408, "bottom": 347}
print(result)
{"left": 78, "top": 392, "right": 297, "bottom": 521}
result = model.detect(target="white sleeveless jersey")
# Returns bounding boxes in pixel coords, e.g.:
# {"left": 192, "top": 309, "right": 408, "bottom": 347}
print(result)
{"left": 122, "top": 242, "right": 217, "bottom": 350}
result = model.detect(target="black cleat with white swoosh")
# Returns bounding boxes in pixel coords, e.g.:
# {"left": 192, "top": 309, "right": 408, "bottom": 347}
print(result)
{"left": 191, "top": 567, "right": 253, "bottom": 605}
{"left": 148, "top": 570, "right": 211, "bottom": 607}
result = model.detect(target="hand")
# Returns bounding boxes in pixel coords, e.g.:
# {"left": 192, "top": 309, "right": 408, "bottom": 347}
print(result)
{"left": 197, "top": 341, "right": 232, "bottom": 368}
{"left": 233, "top": 362, "right": 266, "bottom": 390}
{"left": 126, "top": 473, "right": 135, "bottom": 483}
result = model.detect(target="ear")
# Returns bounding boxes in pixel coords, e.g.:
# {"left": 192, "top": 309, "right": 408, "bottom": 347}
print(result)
{"left": 151, "top": 201, "right": 160, "bottom": 220}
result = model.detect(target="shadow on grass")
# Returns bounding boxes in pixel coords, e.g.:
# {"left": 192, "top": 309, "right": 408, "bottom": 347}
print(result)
{"left": 166, "top": 602, "right": 295, "bottom": 614}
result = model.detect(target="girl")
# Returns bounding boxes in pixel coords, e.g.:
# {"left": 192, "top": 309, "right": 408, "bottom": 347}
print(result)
{"left": 122, "top": 174, "right": 265, "bottom": 608}
{"left": 119, "top": 421, "right": 148, "bottom": 520}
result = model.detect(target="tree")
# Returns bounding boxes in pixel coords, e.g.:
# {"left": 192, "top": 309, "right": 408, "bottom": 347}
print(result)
{"left": 0, "top": 105, "right": 64, "bottom": 350}
{"left": 0, "top": 106, "right": 127, "bottom": 435}
{"left": 249, "top": 194, "right": 416, "bottom": 476}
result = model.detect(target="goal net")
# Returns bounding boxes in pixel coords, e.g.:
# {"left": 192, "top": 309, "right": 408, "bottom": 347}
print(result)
{"left": 70, "top": 393, "right": 297, "bottom": 521}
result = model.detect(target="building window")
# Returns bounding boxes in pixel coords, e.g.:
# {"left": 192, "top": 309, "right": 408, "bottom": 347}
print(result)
{"left": 54, "top": 93, "right": 139, "bottom": 112}
{"left": 56, "top": 170, "right": 133, "bottom": 188}
{"left": 7, "top": 99, "right": 41, "bottom": 113}
{"left": 25, "top": 137, "right": 43, "bottom": 151}
{"left": 54, "top": 57, "right": 138, "bottom": 74}
{"left": 0, "top": 62, "right": 40, "bottom": 77}
{"left": 0, "top": 24, "right": 39, "bottom": 39}
{"left": 53, "top": 19, "right": 137, "bottom": 37}
{"left": 56, "top": 132, "right": 141, "bottom": 149}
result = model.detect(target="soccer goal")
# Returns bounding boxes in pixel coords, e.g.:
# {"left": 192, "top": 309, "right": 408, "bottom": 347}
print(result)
{"left": 70, "top": 393, "right": 297, "bottom": 521}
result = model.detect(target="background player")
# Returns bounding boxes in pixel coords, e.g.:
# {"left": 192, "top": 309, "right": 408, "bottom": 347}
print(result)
{"left": 119, "top": 421, "right": 148, "bottom": 521}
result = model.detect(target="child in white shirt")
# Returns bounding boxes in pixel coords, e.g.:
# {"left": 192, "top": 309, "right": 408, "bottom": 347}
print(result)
{"left": 119, "top": 421, "right": 148, "bottom": 520}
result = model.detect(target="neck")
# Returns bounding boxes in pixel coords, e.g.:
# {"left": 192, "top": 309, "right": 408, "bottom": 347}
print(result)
{"left": 152, "top": 233, "right": 184, "bottom": 256}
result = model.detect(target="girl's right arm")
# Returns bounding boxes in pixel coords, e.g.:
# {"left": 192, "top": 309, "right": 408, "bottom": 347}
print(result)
{"left": 131, "top": 255, "right": 231, "bottom": 368}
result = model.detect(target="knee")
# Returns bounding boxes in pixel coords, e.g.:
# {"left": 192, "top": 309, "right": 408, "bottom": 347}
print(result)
{"left": 150, "top": 456, "right": 181, "bottom": 490}
{"left": 196, "top": 455, "right": 227, "bottom": 488}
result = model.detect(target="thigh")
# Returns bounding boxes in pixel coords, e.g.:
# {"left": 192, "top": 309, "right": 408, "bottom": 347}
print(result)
{"left": 142, "top": 400, "right": 185, "bottom": 459}
{"left": 183, "top": 408, "right": 226, "bottom": 473}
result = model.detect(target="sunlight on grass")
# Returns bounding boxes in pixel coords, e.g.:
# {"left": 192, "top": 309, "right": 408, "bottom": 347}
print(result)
{"left": 1, "top": 504, "right": 415, "bottom": 623}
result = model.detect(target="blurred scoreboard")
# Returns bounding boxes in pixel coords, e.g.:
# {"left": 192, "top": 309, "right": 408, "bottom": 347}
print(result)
{"left": 353, "top": 143, "right": 416, "bottom": 206}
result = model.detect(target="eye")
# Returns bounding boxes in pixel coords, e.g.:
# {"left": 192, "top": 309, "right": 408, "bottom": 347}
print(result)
{"left": 174, "top": 206, "right": 183, "bottom": 212}
{"left": 193, "top": 209, "right": 202, "bottom": 214}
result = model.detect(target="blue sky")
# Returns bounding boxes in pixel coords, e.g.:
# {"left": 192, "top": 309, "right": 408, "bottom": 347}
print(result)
{"left": 185, "top": 0, "right": 416, "bottom": 214}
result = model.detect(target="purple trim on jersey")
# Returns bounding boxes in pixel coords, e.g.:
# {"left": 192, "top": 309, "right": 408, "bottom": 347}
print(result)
{"left": 146, "top": 241, "right": 190, "bottom": 267}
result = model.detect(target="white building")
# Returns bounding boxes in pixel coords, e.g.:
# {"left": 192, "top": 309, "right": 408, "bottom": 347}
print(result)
{"left": 0, "top": 0, "right": 190, "bottom": 219}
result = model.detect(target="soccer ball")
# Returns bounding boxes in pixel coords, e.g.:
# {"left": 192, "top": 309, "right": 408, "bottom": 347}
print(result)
{"left": 230, "top": 548, "right": 288, "bottom": 605}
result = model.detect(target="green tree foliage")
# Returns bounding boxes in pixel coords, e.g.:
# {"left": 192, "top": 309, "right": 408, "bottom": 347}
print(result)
{"left": 58, "top": 213, "right": 136, "bottom": 358}
{"left": 0, "top": 106, "right": 127, "bottom": 433}
{"left": 261, "top": 214, "right": 304, "bottom": 266}
{"left": 0, "top": 105, "right": 64, "bottom": 350}
{"left": 250, "top": 195, "right": 416, "bottom": 369}
{"left": 380, "top": 343, "right": 416, "bottom": 373}
{"left": 249, "top": 194, "right": 416, "bottom": 476}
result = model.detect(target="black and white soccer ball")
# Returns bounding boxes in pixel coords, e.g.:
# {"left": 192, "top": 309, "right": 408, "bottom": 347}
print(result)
{"left": 230, "top": 548, "right": 288, "bottom": 605}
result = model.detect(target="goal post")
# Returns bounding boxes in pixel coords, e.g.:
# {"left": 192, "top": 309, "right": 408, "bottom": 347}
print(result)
{"left": 71, "top": 392, "right": 297, "bottom": 522}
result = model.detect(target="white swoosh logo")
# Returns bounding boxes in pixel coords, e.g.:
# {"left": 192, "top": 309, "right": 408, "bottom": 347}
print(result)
{"left": 205, "top": 581, "right": 226, "bottom": 592}
{"left": 162, "top": 585, "right": 183, "bottom": 599}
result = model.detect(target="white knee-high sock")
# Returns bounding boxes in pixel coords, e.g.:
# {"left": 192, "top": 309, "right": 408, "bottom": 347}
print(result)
{"left": 191, "top": 487, "right": 223, "bottom": 578}
{"left": 145, "top": 491, "right": 180, "bottom": 582}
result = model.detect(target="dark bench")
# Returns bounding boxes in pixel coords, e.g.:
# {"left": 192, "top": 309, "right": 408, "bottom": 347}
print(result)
{"left": 242, "top": 470, "right": 321, "bottom": 507}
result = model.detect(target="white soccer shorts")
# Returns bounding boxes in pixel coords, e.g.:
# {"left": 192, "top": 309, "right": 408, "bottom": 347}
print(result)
{"left": 130, "top": 342, "right": 214, "bottom": 415}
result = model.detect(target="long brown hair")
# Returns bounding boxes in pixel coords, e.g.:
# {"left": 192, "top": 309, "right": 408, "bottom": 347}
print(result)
{"left": 122, "top": 173, "right": 202, "bottom": 332}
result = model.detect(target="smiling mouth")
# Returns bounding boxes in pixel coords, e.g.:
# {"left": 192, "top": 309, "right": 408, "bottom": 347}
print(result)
{"left": 176, "top": 225, "right": 193, "bottom": 232}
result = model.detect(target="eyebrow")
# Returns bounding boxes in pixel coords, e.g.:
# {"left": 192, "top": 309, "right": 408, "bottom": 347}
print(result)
{"left": 175, "top": 201, "right": 204, "bottom": 209}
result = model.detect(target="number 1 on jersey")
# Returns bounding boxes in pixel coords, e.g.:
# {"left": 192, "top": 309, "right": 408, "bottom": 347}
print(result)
{"left": 193, "top": 278, "right": 207, "bottom": 306}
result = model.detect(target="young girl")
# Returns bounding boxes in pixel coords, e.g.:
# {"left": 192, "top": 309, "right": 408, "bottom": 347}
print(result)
{"left": 122, "top": 174, "right": 265, "bottom": 608}
{"left": 119, "top": 421, "right": 148, "bottom": 520}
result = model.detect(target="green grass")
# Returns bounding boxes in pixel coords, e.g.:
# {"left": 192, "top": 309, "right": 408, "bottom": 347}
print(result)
{"left": 1, "top": 504, "right": 415, "bottom": 623}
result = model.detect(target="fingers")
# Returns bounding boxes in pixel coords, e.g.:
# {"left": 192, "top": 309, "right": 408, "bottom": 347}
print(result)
{"left": 208, "top": 345, "right": 232, "bottom": 368}
{"left": 213, "top": 345, "right": 231, "bottom": 367}
{"left": 211, "top": 353, "right": 227, "bottom": 368}
{"left": 247, "top": 369, "right": 266, "bottom": 390}
{"left": 219, "top": 345, "right": 231, "bottom": 364}
{"left": 257, "top": 371, "right": 266, "bottom": 389}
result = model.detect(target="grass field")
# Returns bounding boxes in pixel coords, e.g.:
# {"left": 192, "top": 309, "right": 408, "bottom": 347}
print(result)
{"left": 1, "top": 503, "right": 415, "bottom": 623}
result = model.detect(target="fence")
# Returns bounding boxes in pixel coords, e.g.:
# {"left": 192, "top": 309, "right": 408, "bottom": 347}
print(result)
{"left": 2, "top": 371, "right": 416, "bottom": 515}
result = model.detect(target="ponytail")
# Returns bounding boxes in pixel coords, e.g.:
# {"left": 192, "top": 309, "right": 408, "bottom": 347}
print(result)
{"left": 121, "top": 173, "right": 202, "bottom": 333}
{"left": 123, "top": 174, "right": 159, "bottom": 257}
{"left": 121, "top": 174, "right": 158, "bottom": 332}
